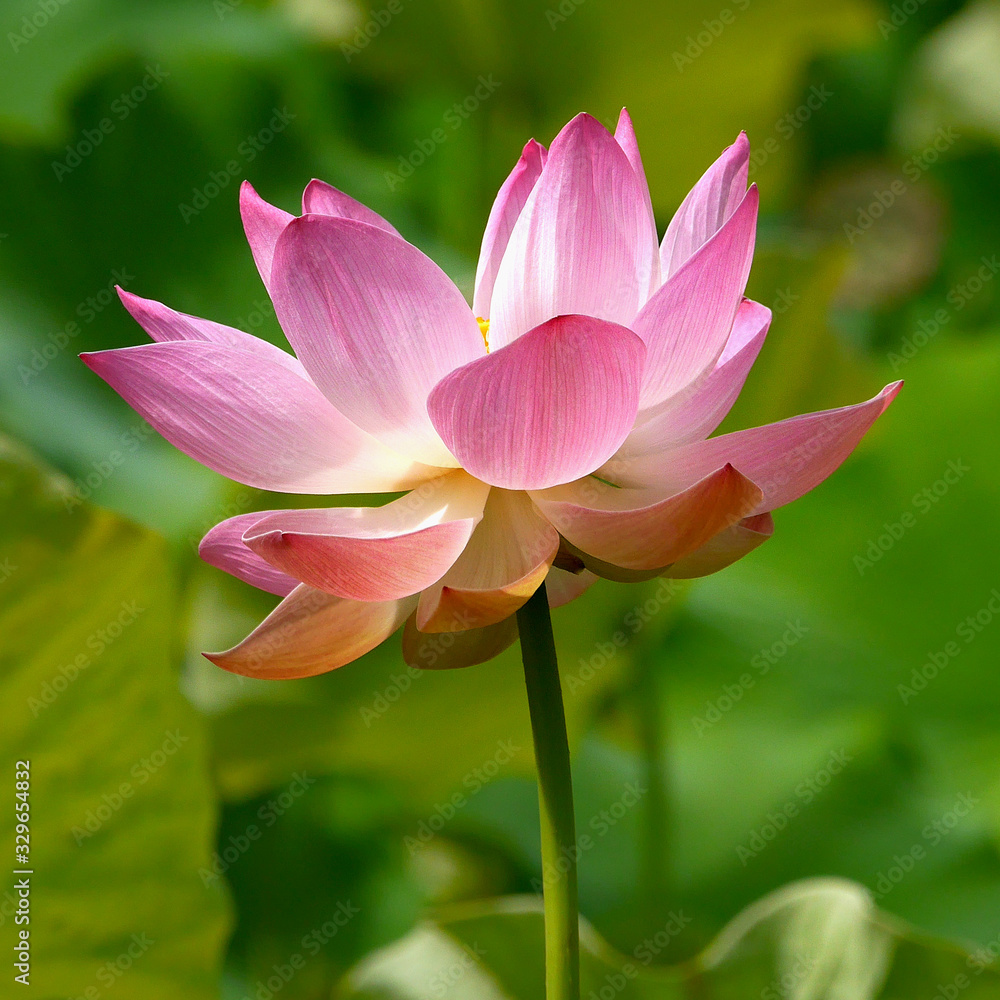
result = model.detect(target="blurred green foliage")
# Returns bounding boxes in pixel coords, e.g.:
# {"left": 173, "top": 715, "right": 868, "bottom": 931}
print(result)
{"left": 3, "top": 0, "right": 1000, "bottom": 995}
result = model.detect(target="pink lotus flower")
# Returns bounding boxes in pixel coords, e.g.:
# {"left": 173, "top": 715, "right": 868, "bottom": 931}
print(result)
{"left": 83, "top": 110, "right": 899, "bottom": 678}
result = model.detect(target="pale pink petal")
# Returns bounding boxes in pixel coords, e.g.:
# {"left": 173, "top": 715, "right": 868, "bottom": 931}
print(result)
{"left": 416, "top": 489, "right": 559, "bottom": 632}
{"left": 621, "top": 299, "right": 771, "bottom": 456}
{"left": 532, "top": 465, "right": 762, "bottom": 572}
{"left": 271, "top": 215, "right": 484, "bottom": 467}
{"left": 487, "top": 113, "right": 660, "bottom": 350}
{"left": 243, "top": 473, "right": 489, "bottom": 602}
{"left": 205, "top": 585, "right": 415, "bottom": 679}
{"left": 623, "top": 383, "right": 903, "bottom": 511}
{"left": 635, "top": 185, "right": 759, "bottom": 409}
{"left": 660, "top": 132, "right": 750, "bottom": 280}
{"left": 199, "top": 511, "right": 298, "bottom": 597}
{"left": 473, "top": 139, "right": 547, "bottom": 320}
{"left": 546, "top": 565, "right": 599, "bottom": 608}
{"left": 428, "top": 315, "right": 646, "bottom": 491}
{"left": 117, "top": 287, "right": 307, "bottom": 379}
{"left": 614, "top": 108, "right": 660, "bottom": 299}
{"left": 301, "top": 179, "right": 401, "bottom": 235}
{"left": 81, "top": 341, "right": 438, "bottom": 494}
{"left": 240, "top": 181, "right": 294, "bottom": 290}
{"left": 402, "top": 614, "right": 519, "bottom": 670}
{"left": 667, "top": 513, "right": 774, "bottom": 579}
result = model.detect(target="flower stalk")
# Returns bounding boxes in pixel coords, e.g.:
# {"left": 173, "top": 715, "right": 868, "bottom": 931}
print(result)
{"left": 517, "top": 582, "right": 580, "bottom": 1000}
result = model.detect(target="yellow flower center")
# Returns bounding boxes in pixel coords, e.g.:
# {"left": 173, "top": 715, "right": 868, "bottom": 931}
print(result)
{"left": 477, "top": 316, "right": 490, "bottom": 353}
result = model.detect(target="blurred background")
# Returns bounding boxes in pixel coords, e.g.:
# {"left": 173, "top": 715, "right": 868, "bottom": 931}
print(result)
{"left": 3, "top": 0, "right": 1000, "bottom": 995}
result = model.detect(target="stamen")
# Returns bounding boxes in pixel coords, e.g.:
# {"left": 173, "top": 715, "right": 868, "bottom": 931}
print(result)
{"left": 476, "top": 317, "right": 490, "bottom": 353}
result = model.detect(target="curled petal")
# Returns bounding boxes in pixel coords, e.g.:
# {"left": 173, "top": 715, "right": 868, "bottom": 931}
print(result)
{"left": 428, "top": 315, "right": 646, "bottom": 491}
{"left": 81, "top": 341, "right": 437, "bottom": 494}
{"left": 271, "top": 215, "right": 484, "bottom": 467}
{"left": 667, "top": 513, "right": 774, "bottom": 579}
{"left": 402, "top": 614, "right": 519, "bottom": 670}
{"left": 624, "top": 383, "right": 903, "bottom": 511}
{"left": 243, "top": 473, "right": 489, "bottom": 602}
{"left": 532, "top": 464, "right": 762, "bottom": 572}
{"left": 199, "top": 511, "right": 299, "bottom": 597}
{"left": 416, "top": 489, "right": 559, "bottom": 632}
{"left": 546, "top": 564, "right": 599, "bottom": 608}
{"left": 622, "top": 299, "right": 771, "bottom": 455}
{"left": 488, "top": 113, "right": 660, "bottom": 349}
{"left": 205, "top": 585, "right": 415, "bottom": 680}
{"left": 635, "top": 185, "right": 759, "bottom": 408}
{"left": 240, "top": 181, "right": 294, "bottom": 290}
{"left": 117, "top": 287, "right": 307, "bottom": 379}
{"left": 473, "top": 139, "right": 547, "bottom": 320}
{"left": 660, "top": 132, "right": 750, "bottom": 280}
{"left": 301, "top": 179, "right": 400, "bottom": 235}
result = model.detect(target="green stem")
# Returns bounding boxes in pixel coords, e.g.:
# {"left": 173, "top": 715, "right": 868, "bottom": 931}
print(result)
{"left": 517, "top": 582, "right": 580, "bottom": 1000}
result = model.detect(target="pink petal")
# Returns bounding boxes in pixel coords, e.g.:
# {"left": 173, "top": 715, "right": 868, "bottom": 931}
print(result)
{"left": 635, "top": 185, "right": 759, "bottom": 409}
{"left": 626, "top": 383, "right": 903, "bottom": 511}
{"left": 416, "top": 488, "right": 559, "bottom": 632}
{"left": 205, "top": 585, "right": 414, "bottom": 679}
{"left": 199, "top": 511, "right": 299, "bottom": 597}
{"left": 667, "top": 513, "right": 774, "bottom": 579}
{"left": 243, "top": 473, "right": 489, "bottom": 602}
{"left": 621, "top": 298, "right": 771, "bottom": 456}
{"left": 428, "top": 315, "right": 646, "bottom": 491}
{"left": 487, "top": 113, "right": 660, "bottom": 350}
{"left": 402, "top": 614, "right": 519, "bottom": 670}
{"left": 660, "top": 132, "right": 750, "bottom": 280}
{"left": 532, "top": 464, "right": 762, "bottom": 572}
{"left": 301, "top": 179, "right": 401, "bottom": 235}
{"left": 117, "top": 287, "right": 307, "bottom": 379}
{"left": 81, "top": 341, "right": 437, "bottom": 494}
{"left": 240, "top": 181, "right": 294, "bottom": 290}
{"left": 271, "top": 215, "right": 484, "bottom": 467}
{"left": 473, "top": 139, "right": 547, "bottom": 320}
{"left": 614, "top": 108, "right": 659, "bottom": 295}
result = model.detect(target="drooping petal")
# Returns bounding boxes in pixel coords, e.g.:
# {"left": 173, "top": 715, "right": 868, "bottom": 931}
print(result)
{"left": 117, "top": 287, "right": 308, "bottom": 379}
{"left": 660, "top": 132, "right": 750, "bottom": 280}
{"left": 635, "top": 185, "right": 759, "bottom": 409}
{"left": 621, "top": 299, "right": 771, "bottom": 456}
{"left": 243, "top": 473, "right": 489, "bottom": 602}
{"left": 614, "top": 107, "right": 660, "bottom": 298}
{"left": 205, "top": 585, "right": 414, "bottom": 679}
{"left": 81, "top": 341, "right": 438, "bottom": 493}
{"left": 416, "top": 489, "right": 559, "bottom": 632}
{"left": 473, "top": 138, "right": 547, "bottom": 320}
{"left": 301, "top": 179, "right": 401, "bottom": 235}
{"left": 240, "top": 181, "right": 294, "bottom": 290}
{"left": 428, "top": 315, "right": 646, "bottom": 491}
{"left": 622, "top": 383, "right": 903, "bottom": 511}
{"left": 402, "top": 614, "right": 519, "bottom": 670}
{"left": 271, "top": 215, "right": 484, "bottom": 467}
{"left": 667, "top": 513, "right": 774, "bottom": 579}
{"left": 546, "top": 565, "right": 599, "bottom": 608}
{"left": 199, "top": 511, "right": 299, "bottom": 597}
{"left": 487, "top": 113, "right": 660, "bottom": 350}
{"left": 532, "top": 464, "right": 762, "bottom": 572}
